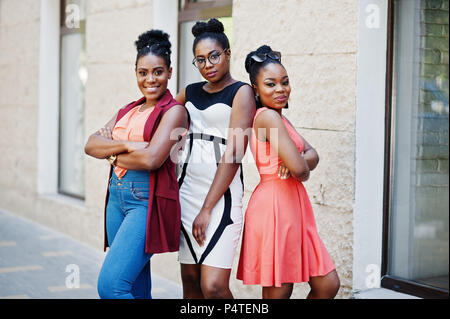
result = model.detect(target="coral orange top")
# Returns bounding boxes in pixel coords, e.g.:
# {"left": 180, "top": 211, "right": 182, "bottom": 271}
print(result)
{"left": 112, "top": 105, "right": 154, "bottom": 178}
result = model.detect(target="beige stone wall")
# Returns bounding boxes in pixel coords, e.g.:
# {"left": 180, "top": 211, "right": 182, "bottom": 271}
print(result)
{"left": 0, "top": 0, "right": 359, "bottom": 298}
{"left": 231, "top": 0, "right": 358, "bottom": 298}
{"left": 0, "top": 0, "right": 42, "bottom": 224}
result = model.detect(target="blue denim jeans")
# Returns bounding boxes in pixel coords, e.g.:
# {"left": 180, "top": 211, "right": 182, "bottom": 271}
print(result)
{"left": 97, "top": 169, "right": 153, "bottom": 299}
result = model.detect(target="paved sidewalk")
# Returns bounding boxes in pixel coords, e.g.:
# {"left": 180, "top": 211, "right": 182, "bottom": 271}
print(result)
{"left": 0, "top": 209, "right": 182, "bottom": 299}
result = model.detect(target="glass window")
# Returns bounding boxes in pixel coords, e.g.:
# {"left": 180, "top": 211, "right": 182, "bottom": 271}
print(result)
{"left": 387, "top": 0, "right": 449, "bottom": 295}
{"left": 58, "top": 0, "right": 87, "bottom": 199}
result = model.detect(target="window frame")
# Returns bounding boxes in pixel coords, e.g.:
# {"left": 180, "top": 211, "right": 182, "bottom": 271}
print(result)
{"left": 57, "top": 0, "right": 86, "bottom": 200}
{"left": 380, "top": 0, "right": 449, "bottom": 299}
{"left": 178, "top": 0, "right": 232, "bottom": 22}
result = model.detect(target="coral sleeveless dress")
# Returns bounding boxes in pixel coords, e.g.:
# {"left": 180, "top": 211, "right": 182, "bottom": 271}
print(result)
{"left": 237, "top": 107, "right": 335, "bottom": 287}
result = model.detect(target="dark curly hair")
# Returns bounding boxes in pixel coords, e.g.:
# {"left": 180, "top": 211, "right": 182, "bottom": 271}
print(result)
{"left": 134, "top": 29, "right": 172, "bottom": 68}
{"left": 244, "top": 45, "right": 283, "bottom": 86}
{"left": 245, "top": 45, "right": 287, "bottom": 109}
{"left": 191, "top": 18, "right": 230, "bottom": 54}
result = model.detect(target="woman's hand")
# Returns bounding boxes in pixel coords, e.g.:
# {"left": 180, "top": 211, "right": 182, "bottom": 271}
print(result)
{"left": 192, "top": 208, "right": 212, "bottom": 247}
{"left": 97, "top": 126, "right": 113, "bottom": 139}
{"left": 278, "top": 162, "right": 291, "bottom": 180}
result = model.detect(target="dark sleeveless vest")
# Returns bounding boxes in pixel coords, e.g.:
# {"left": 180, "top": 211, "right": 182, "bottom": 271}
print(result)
{"left": 103, "top": 89, "right": 183, "bottom": 254}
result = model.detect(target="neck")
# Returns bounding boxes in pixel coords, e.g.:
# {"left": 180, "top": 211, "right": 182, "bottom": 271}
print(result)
{"left": 141, "top": 90, "right": 167, "bottom": 110}
{"left": 207, "top": 72, "right": 233, "bottom": 91}
{"left": 272, "top": 107, "right": 282, "bottom": 116}
{"left": 141, "top": 100, "right": 157, "bottom": 110}
{"left": 262, "top": 104, "right": 282, "bottom": 116}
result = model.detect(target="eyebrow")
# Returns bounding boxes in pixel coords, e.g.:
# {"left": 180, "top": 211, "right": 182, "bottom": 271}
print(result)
{"left": 196, "top": 50, "right": 219, "bottom": 58}
{"left": 137, "top": 66, "right": 165, "bottom": 71}
{"left": 264, "top": 75, "right": 289, "bottom": 81}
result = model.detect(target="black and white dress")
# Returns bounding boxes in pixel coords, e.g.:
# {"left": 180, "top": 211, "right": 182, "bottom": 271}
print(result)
{"left": 177, "top": 81, "right": 248, "bottom": 268}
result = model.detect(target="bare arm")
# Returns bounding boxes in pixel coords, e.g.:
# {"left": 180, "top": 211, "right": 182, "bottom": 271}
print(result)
{"left": 302, "top": 138, "right": 319, "bottom": 171}
{"left": 282, "top": 116, "right": 319, "bottom": 172}
{"left": 115, "top": 105, "right": 189, "bottom": 171}
{"left": 192, "top": 84, "right": 256, "bottom": 246}
{"left": 84, "top": 112, "right": 131, "bottom": 159}
{"left": 175, "top": 88, "right": 186, "bottom": 105}
{"left": 255, "top": 109, "right": 310, "bottom": 181}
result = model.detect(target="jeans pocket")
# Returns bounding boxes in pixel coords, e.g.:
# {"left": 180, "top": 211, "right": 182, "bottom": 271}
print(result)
{"left": 131, "top": 187, "right": 150, "bottom": 201}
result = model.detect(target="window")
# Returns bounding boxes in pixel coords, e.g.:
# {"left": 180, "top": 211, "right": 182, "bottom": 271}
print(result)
{"left": 58, "top": 0, "right": 87, "bottom": 199}
{"left": 178, "top": 0, "right": 233, "bottom": 90}
{"left": 382, "top": 0, "right": 449, "bottom": 298}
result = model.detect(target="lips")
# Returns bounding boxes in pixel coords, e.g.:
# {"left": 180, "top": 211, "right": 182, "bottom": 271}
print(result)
{"left": 144, "top": 86, "right": 160, "bottom": 93}
{"left": 205, "top": 71, "right": 217, "bottom": 78}
{"left": 275, "top": 95, "right": 287, "bottom": 103}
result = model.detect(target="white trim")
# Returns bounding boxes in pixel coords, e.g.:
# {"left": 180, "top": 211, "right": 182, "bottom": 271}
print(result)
{"left": 39, "top": 193, "right": 85, "bottom": 210}
{"left": 37, "top": 0, "right": 60, "bottom": 194}
{"left": 353, "top": 0, "right": 389, "bottom": 292}
{"left": 153, "top": 0, "right": 179, "bottom": 94}
{"left": 352, "top": 288, "right": 421, "bottom": 299}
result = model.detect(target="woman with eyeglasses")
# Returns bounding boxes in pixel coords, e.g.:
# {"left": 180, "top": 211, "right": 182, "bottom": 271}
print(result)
{"left": 236, "top": 45, "right": 340, "bottom": 299}
{"left": 175, "top": 18, "right": 256, "bottom": 299}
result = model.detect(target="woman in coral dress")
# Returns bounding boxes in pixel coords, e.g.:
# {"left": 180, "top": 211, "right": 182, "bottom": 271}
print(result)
{"left": 237, "top": 45, "right": 340, "bottom": 299}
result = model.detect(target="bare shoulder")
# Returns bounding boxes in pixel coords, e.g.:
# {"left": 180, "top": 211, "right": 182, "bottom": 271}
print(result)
{"left": 232, "top": 83, "right": 255, "bottom": 108}
{"left": 175, "top": 88, "right": 186, "bottom": 105}
{"left": 254, "top": 108, "right": 284, "bottom": 129}
{"left": 163, "top": 104, "right": 188, "bottom": 121}
{"left": 236, "top": 83, "right": 254, "bottom": 97}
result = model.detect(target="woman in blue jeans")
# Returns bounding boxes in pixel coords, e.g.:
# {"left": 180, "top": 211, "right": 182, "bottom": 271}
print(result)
{"left": 84, "top": 30, "right": 188, "bottom": 299}
{"left": 99, "top": 170, "right": 153, "bottom": 299}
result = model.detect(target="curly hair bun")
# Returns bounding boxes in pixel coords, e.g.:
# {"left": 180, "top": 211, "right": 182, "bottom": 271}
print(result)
{"left": 192, "top": 18, "right": 224, "bottom": 37}
{"left": 244, "top": 45, "right": 273, "bottom": 73}
{"left": 135, "top": 29, "right": 171, "bottom": 52}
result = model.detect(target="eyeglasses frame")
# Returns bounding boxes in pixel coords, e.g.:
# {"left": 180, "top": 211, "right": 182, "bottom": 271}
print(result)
{"left": 192, "top": 49, "right": 229, "bottom": 69}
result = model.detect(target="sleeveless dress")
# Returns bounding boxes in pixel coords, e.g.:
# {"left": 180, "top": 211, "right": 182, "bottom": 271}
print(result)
{"left": 237, "top": 107, "right": 335, "bottom": 287}
{"left": 177, "top": 81, "right": 248, "bottom": 268}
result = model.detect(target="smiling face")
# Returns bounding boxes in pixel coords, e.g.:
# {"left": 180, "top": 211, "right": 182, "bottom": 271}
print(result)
{"left": 193, "top": 38, "right": 231, "bottom": 83}
{"left": 136, "top": 53, "right": 172, "bottom": 103}
{"left": 254, "top": 62, "right": 291, "bottom": 110}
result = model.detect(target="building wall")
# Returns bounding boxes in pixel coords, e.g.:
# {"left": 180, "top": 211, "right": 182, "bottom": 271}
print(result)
{"left": 0, "top": 0, "right": 359, "bottom": 298}
{"left": 231, "top": 0, "right": 358, "bottom": 299}
{"left": 0, "top": 0, "right": 42, "bottom": 229}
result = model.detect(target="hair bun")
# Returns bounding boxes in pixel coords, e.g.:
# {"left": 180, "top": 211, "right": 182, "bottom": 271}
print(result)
{"left": 192, "top": 18, "right": 224, "bottom": 37}
{"left": 135, "top": 29, "right": 171, "bottom": 52}
{"left": 244, "top": 45, "right": 273, "bottom": 73}
{"left": 255, "top": 45, "right": 272, "bottom": 55}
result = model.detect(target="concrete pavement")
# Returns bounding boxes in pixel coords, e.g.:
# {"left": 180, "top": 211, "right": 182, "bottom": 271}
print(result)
{"left": 0, "top": 209, "right": 182, "bottom": 299}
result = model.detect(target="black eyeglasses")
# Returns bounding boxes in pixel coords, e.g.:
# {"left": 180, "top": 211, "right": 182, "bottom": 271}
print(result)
{"left": 192, "top": 49, "right": 228, "bottom": 69}
{"left": 250, "top": 51, "right": 282, "bottom": 63}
